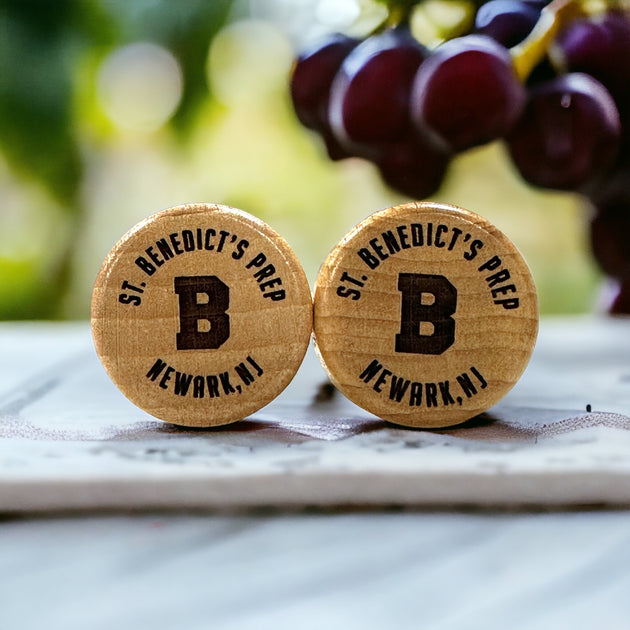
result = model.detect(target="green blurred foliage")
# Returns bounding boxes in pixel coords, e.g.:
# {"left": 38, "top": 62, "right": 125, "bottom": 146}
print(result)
{"left": 0, "top": 0, "right": 234, "bottom": 318}
{"left": 0, "top": 0, "right": 233, "bottom": 199}
{"left": 94, "top": 0, "right": 233, "bottom": 133}
{"left": 0, "top": 0, "right": 83, "bottom": 208}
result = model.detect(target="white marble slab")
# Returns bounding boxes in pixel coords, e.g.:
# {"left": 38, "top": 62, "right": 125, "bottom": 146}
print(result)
{"left": 1, "top": 317, "right": 630, "bottom": 512}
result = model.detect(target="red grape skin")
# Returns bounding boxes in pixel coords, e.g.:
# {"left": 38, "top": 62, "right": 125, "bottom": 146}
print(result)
{"left": 552, "top": 11, "right": 630, "bottom": 111}
{"left": 376, "top": 137, "right": 450, "bottom": 199}
{"left": 609, "top": 279, "right": 630, "bottom": 315}
{"left": 410, "top": 35, "right": 526, "bottom": 152}
{"left": 292, "top": 26, "right": 449, "bottom": 199}
{"left": 290, "top": 34, "right": 358, "bottom": 160}
{"left": 588, "top": 161, "right": 630, "bottom": 315}
{"left": 327, "top": 26, "right": 451, "bottom": 199}
{"left": 290, "top": 34, "right": 358, "bottom": 131}
{"left": 475, "top": 0, "right": 541, "bottom": 48}
{"left": 507, "top": 73, "right": 621, "bottom": 191}
{"left": 590, "top": 196, "right": 630, "bottom": 280}
{"left": 328, "top": 26, "right": 428, "bottom": 147}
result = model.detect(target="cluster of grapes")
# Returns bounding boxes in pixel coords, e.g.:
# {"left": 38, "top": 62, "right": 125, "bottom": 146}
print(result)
{"left": 290, "top": 0, "right": 630, "bottom": 313}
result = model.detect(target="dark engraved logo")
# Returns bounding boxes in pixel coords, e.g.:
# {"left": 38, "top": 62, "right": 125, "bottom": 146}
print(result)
{"left": 395, "top": 273, "right": 457, "bottom": 355}
{"left": 175, "top": 275, "right": 230, "bottom": 350}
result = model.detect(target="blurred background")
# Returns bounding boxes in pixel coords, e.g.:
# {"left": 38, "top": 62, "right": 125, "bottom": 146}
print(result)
{"left": 0, "top": 0, "right": 601, "bottom": 320}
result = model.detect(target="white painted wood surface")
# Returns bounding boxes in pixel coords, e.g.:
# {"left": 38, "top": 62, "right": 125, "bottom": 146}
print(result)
{"left": 2, "top": 511, "right": 630, "bottom": 630}
{"left": 2, "top": 319, "right": 630, "bottom": 630}
{"left": 1, "top": 317, "right": 630, "bottom": 511}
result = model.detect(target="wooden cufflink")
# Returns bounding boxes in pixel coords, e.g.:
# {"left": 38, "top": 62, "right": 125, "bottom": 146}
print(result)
{"left": 313, "top": 201, "right": 538, "bottom": 428}
{"left": 91, "top": 203, "right": 313, "bottom": 427}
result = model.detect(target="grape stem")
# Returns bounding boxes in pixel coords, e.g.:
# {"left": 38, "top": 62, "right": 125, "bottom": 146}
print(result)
{"left": 510, "top": 0, "right": 584, "bottom": 82}
{"left": 386, "top": 3, "right": 413, "bottom": 27}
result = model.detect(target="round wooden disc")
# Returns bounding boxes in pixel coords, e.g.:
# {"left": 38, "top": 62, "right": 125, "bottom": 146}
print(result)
{"left": 91, "top": 203, "right": 313, "bottom": 427}
{"left": 313, "top": 201, "right": 538, "bottom": 428}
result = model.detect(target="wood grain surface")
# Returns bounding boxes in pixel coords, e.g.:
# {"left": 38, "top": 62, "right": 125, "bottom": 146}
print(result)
{"left": 313, "top": 201, "right": 538, "bottom": 428}
{"left": 91, "top": 203, "right": 312, "bottom": 427}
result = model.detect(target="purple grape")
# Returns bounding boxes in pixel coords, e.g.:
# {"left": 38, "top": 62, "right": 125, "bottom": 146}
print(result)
{"left": 521, "top": 0, "right": 551, "bottom": 8}
{"left": 328, "top": 26, "right": 428, "bottom": 146}
{"left": 552, "top": 11, "right": 630, "bottom": 111}
{"left": 609, "top": 279, "right": 630, "bottom": 315}
{"left": 291, "top": 34, "right": 358, "bottom": 130}
{"left": 507, "top": 73, "right": 621, "bottom": 191}
{"left": 319, "top": 128, "right": 351, "bottom": 161}
{"left": 590, "top": 178, "right": 630, "bottom": 315}
{"left": 410, "top": 35, "right": 526, "bottom": 152}
{"left": 590, "top": 195, "right": 630, "bottom": 280}
{"left": 585, "top": 146, "right": 630, "bottom": 207}
{"left": 376, "top": 137, "right": 451, "bottom": 199}
{"left": 475, "top": 0, "right": 541, "bottom": 48}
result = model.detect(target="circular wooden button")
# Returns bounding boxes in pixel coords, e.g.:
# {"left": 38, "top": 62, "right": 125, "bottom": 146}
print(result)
{"left": 91, "top": 203, "right": 313, "bottom": 427}
{"left": 313, "top": 201, "right": 538, "bottom": 428}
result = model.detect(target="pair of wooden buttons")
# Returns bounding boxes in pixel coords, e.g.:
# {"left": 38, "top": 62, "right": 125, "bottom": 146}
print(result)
{"left": 92, "top": 202, "right": 538, "bottom": 429}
